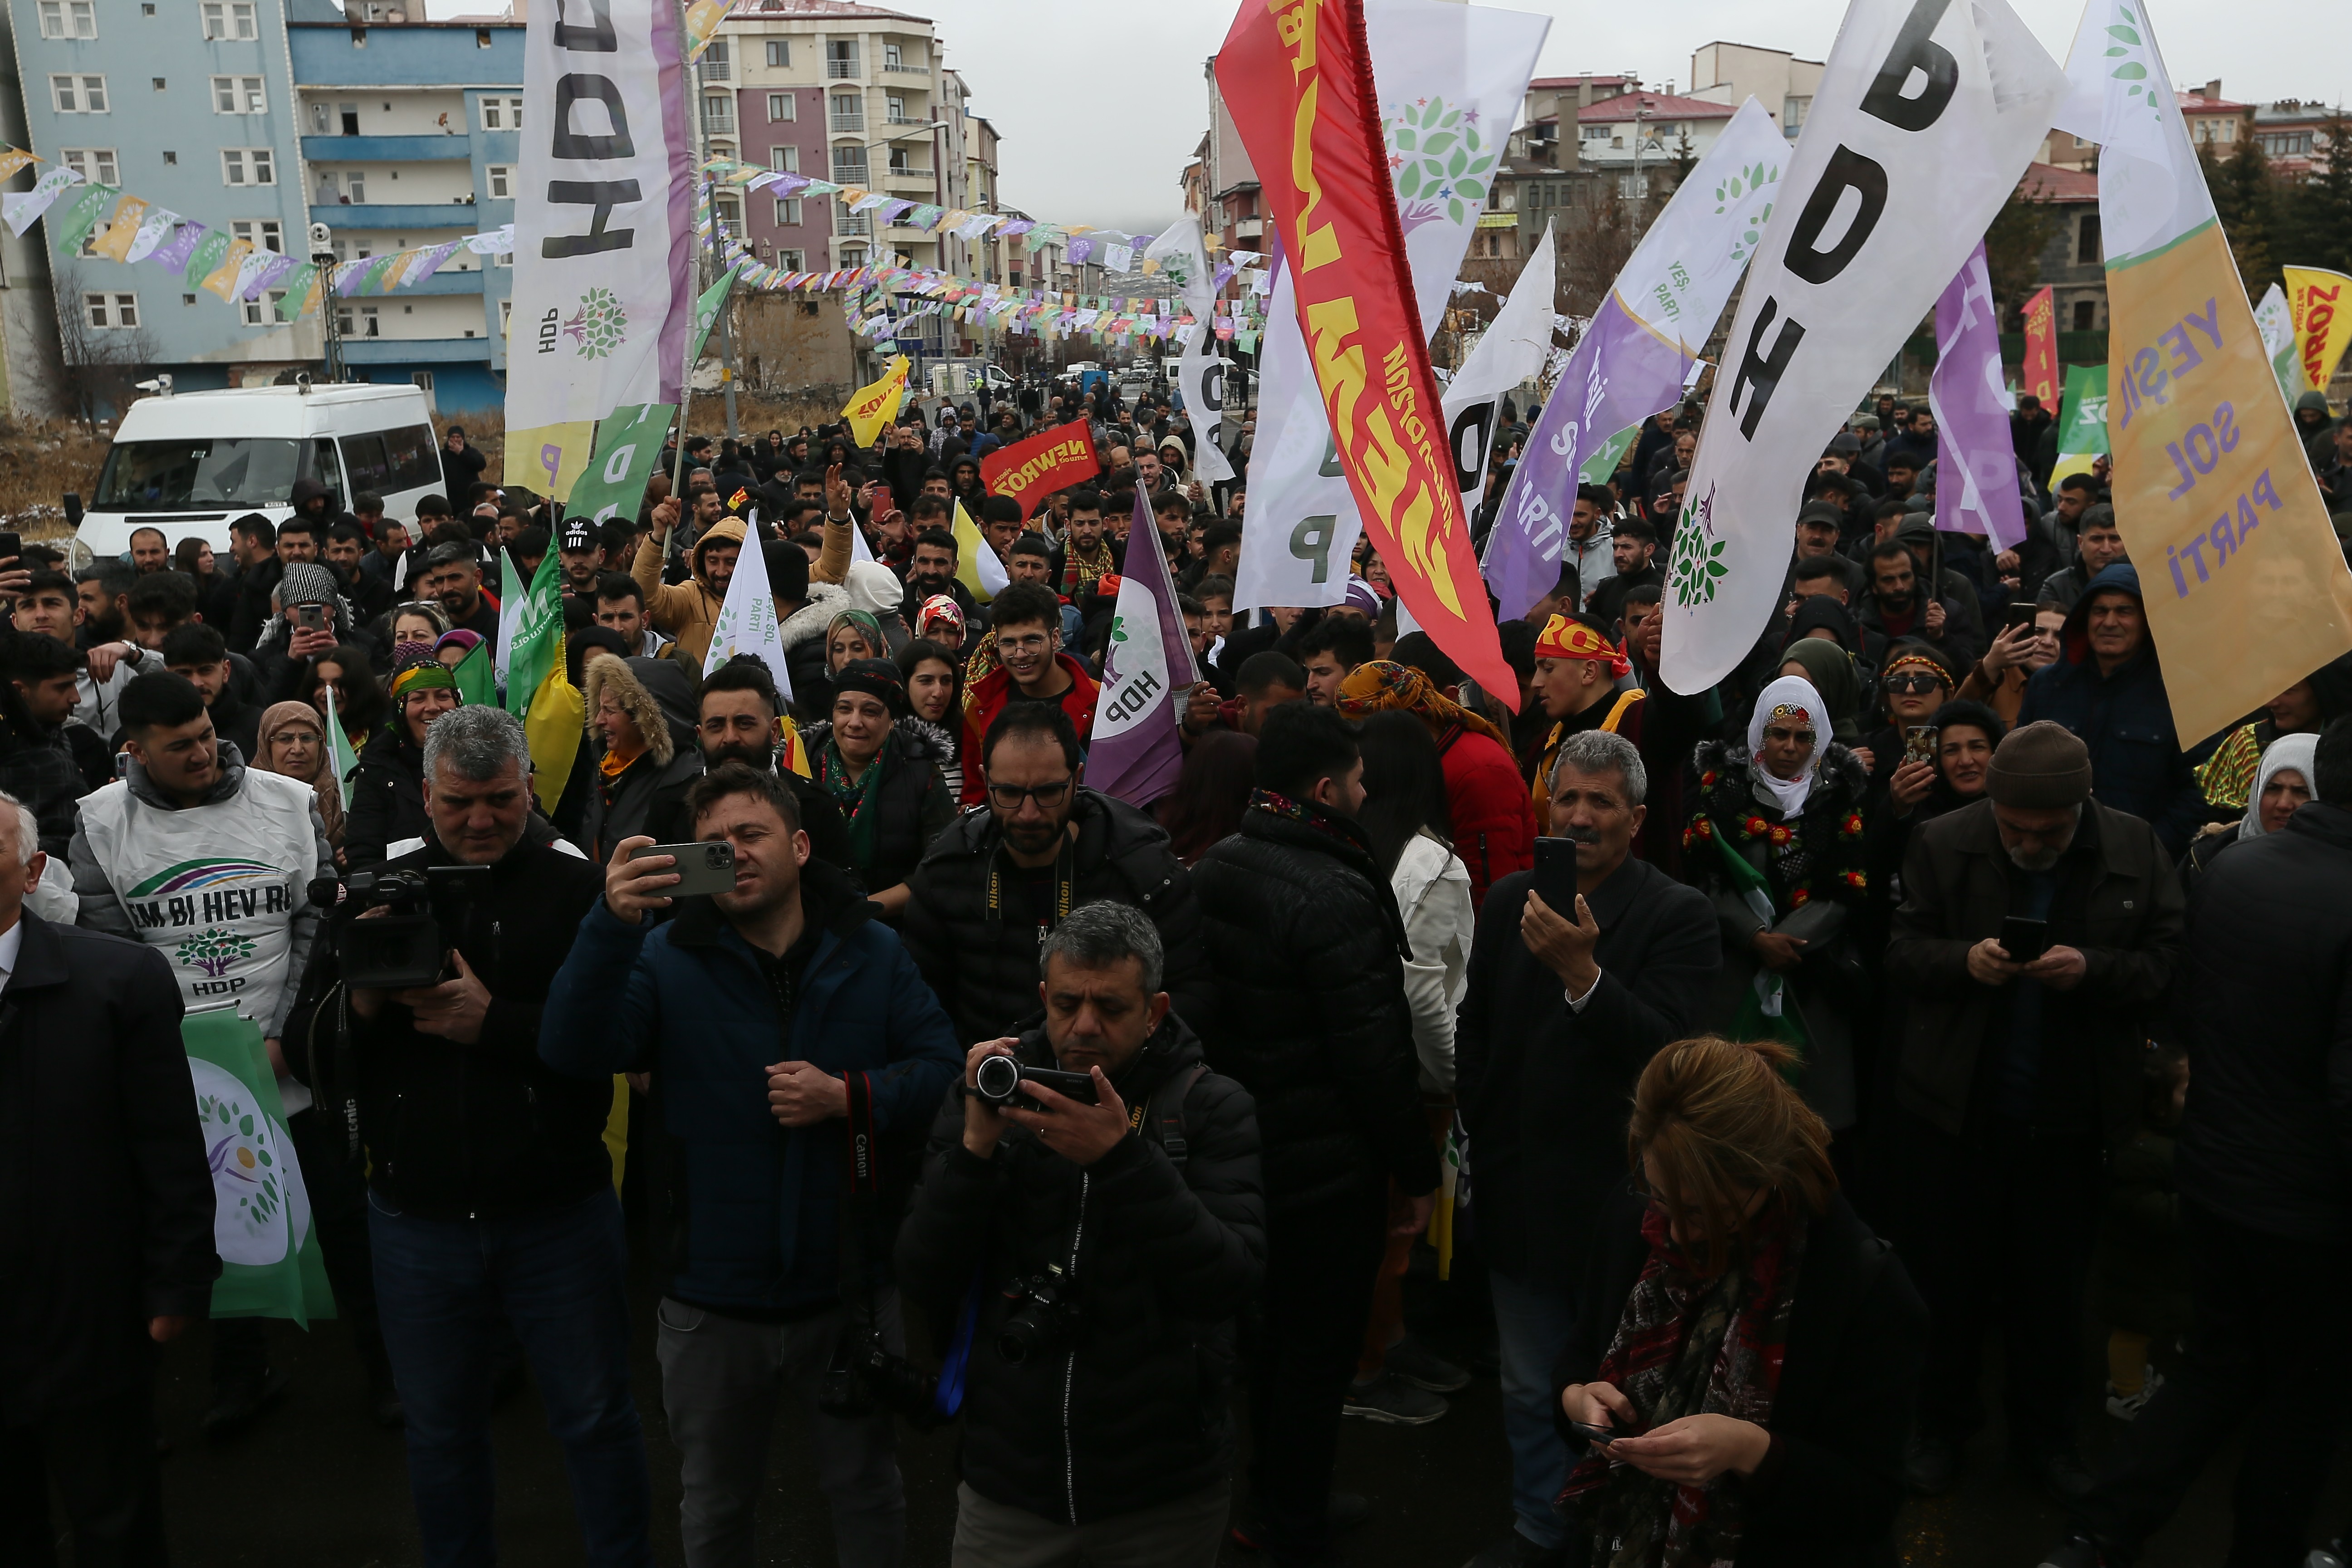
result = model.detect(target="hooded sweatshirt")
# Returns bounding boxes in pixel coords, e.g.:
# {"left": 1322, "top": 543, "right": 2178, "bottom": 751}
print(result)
{"left": 632, "top": 514, "right": 748, "bottom": 667}
{"left": 581, "top": 654, "right": 706, "bottom": 858}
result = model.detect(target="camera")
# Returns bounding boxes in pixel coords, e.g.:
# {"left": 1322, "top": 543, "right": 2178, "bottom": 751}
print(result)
{"left": 817, "top": 1326, "right": 943, "bottom": 1428}
{"left": 310, "top": 863, "right": 492, "bottom": 990}
{"left": 972, "top": 1054, "right": 1099, "bottom": 1107}
{"left": 997, "top": 1267, "right": 1083, "bottom": 1366}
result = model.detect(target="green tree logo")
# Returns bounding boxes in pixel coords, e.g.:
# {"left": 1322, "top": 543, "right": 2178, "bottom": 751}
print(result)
{"left": 200, "top": 1088, "right": 282, "bottom": 1225}
{"left": 1715, "top": 161, "right": 1782, "bottom": 264}
{"left": 2100, "top": 8, "right": 2166, "bottom": 126}
{"left": 563, "top": 286, "right": 629, "bottom": 360}
{"left": 1667, "top": 492, "right": 1729, "bottom": 608}
{"left": 1387, "top": 97, "right": 1496, "bottom": 232}
{"left": 177, "top": 926, "right": 256, "bottom": 979}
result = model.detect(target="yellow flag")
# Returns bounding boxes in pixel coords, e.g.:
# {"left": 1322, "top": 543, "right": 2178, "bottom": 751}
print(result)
{"left": 522, "top": 663, "right": 585, "bottom": 814}
{"left": 2283, "top": 266, "right": 2352, "bottom": 397}
{"left": 841, "top": 355, "right": 909, "bottom": 447}
{"left": 200, "top": 238, "right": 254, "bottom": 302}
{"left": 0, "top": 149, "right": 34, "bottom": 182}
{"left": 90, "top": 194, "right": 145, "bottom": 262}
{"left": 951, "top": 499, "right": 1009, "bottom": 605}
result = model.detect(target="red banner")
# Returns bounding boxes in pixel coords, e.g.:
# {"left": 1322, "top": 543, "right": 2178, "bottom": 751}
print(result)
{"left": 2022, "top": 285, "right": 2058, "bottom": 411}
{"left": 1214, "top": 0, "right": 1514, "bottom": 707}
{"left": 981, "top": 416, "right": 1102, "bottom": 521}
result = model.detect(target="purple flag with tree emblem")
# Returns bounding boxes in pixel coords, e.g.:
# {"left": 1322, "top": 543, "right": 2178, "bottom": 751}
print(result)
{"left": 1084, "top": 487, "right": 1199, "bottom": 808}
{"left": 1929, "top": 241, "right": 2029, "bottom": 550}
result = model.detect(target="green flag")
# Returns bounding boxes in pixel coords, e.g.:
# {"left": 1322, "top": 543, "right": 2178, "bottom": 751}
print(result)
{"left": 2050, "top": 363, "right": 2109, "bottom": 487}
{"left": 274, "top": 262, "right": 318, "bottom": 322}
{"left": 691, "top": 263, "right": 742, "bottom": 363}
{"left": 184, "top": 1006, "right": 335, "bottom": 1323}
{"left": 322, "top": 686, "right": 361, "bottom": 812}
{"left": 182, "top": 228, "right": 232, "bottom": 286}
{"left": 504, "top": 549, "right": 565, "bottom": 720}
{"left": 566, "top": 402, "right": 675, "bottom": 525}
{"left": 1578, "top": 423, "right": 1641, "bottom": 485}
{"left": 52, "top": 184, "right": 118, "bottom": 257}
{"left": 451, "top": 637, "right": 495, "bottom": 709}
{"left": 1707, "top": 829, "right": 1813, "bottom": 1057}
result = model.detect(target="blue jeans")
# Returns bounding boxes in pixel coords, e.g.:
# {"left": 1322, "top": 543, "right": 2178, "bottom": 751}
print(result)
{"left": 1490, "top": 1269, "right": 1577, "bottom": 1550}
{"left": 368, "top": 1187, "right": 653, "bottom": 1568}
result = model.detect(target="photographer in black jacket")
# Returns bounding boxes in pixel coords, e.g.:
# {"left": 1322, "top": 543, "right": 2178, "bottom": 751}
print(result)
{"left": 342, "top": 704, "right": 653, "bottom": 1567}
{"left": 897, "top": 901, "right": 1263, "bottom": 1567}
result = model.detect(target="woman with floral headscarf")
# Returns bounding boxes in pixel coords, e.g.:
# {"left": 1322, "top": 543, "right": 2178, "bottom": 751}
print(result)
{"left": 1336, "top": 658, "right": 1535, "bottom": 911}
{"left": 1685, "top": 676, "right": 1872, "bottom": 1133}
{"left": 343, "top": 657, "right": 463, "bottom": 869}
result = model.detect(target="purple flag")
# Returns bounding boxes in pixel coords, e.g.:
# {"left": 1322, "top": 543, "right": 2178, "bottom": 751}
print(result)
{"left": 1085, "top": 486, "right": 1199, "bottom": 808}
{"left": 1930, "top": 242, "right": 2028, "bottom": 551}
{"left": 409, "top": 240, "right": 463, "bottom": 285}
{"left": 1481, "top": 293, "right": 1689, "bottom": 621}
{"left": 146, "top": 220, "right": 205, "bottom": 273}
{"left": 241, "top": 252, "right": 299, "bottom": 301}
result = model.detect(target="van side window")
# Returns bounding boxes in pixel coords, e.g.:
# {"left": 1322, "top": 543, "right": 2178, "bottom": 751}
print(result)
{"left": 307, "top": 437, "right": 345, "bottom": 506}
{"left": 342, "top": 432, "right": 392, "bottom": 496}
{"left": 380, "top": 424, "right": 441, "bottom": 493}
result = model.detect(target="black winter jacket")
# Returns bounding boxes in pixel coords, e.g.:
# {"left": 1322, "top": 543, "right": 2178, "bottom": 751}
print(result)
{"left": 902, "top": 786, "right": 1211, "bottom": 1045}
{"left": 0, "top": 913, "right": 216, "bottom": 1422}
{"left": 896, "top": 1017, "right": 1264, "bottom": 1524}
{"left": 1191, "top": 802, "right": 1440, "bottom": 1210}
{"left": 804, "top": 716, "right": 956, "bottom": 900}
{"left": 1554, "top": 1189, "right": 1927, "bottom": 1568}
{"left": 349, "top": 829, "right": 612, "bottom": 1220}
{"left": 1458, "top": 858, "right": 1719, "bottom": 1291}
{"left": 342, "top": 723, "right": 427, "bottom": 871}
{"left": 2173, "top": 801, "right": 2352, "bottom": 1242}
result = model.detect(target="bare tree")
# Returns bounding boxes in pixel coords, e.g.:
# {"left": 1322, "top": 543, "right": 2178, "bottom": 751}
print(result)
{"left": 53, "top": 263, "right": 162, "bottom": 428}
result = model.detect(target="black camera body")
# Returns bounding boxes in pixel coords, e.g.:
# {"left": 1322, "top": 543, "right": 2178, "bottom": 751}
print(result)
{"left": 817, "top": 1328, "right": 942, "bottom": 1428}
{"left": 972, "top": 1054, "right": 1098, "bottom": 1107}
{"left": 998, "top": 1268, "right": 1084, "bottom": 1366}
{"left": 312, "top": 863, "right": 492, "bottom": 990}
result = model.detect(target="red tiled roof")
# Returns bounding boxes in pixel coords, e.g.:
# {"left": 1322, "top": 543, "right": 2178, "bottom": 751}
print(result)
{"left": 2177, "top": 91, "right": 2247, "bottom": 113}
{"left": 1529, "top": 74, "right": 1639, "bottom": 90}
{"left": 2019, "top": 161, "right": 2097, "bottom": 201}
{"left": 1574, "top": 93, "right": 1736, "bottom": 122}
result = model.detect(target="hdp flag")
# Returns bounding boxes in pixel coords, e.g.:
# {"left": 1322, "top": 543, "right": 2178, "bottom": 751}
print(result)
{"left": 1085, "top": 485, "right": 1198, "bottom": 808}
{"left": 504, "top": 550, "right": 583, "bottom": 813}
{"left": 185, "top": 1006, "right": 334, "bottom": 1323}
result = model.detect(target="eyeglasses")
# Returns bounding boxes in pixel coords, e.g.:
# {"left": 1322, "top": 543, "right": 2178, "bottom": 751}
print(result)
{"left": 1882, "top": 672, "right": 1949, "bottom": 695}
{"left": 987, "top": 778, "right": 1073, "bottom": 810}
{"left": 997, "top": 632, "right": 1053, "bottom": 654}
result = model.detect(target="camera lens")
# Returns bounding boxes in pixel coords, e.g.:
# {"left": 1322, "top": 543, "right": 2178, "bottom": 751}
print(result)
{"left": 706, "top": 844, "right": 729, "bottom": 871}
{"left": 974, "top": 1054, "right": 1020, "bottom": 1102}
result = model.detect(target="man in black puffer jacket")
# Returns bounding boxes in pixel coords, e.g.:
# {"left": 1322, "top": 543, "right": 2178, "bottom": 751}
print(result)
{"left": 902, "top": 700, "right": 1211, "bottom": 1045}
{"left": 897, "top": 901, "right": 1261, "bottom": 1564}
{"left": 1189, "top": 702, "right": 1438, "bottom": 1567}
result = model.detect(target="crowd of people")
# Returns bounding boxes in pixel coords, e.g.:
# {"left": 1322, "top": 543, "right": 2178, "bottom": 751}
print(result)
{"left": 10, "top": 362, "right": 2352, "bottom": 1568}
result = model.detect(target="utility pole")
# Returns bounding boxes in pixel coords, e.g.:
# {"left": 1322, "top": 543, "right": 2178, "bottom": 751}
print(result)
{"left": 311, "top": 222, "right": 343, "bottom": 383}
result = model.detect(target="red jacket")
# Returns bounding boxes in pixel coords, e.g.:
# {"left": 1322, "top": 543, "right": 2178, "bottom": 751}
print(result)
{"left": 1439, "top": 723, "right": 1536, "bottom": 911}
{"left": 960, "top": 652, "right": 1100, "bottom": 806}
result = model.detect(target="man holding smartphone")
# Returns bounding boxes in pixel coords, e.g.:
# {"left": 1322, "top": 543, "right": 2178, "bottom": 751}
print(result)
{"left": 1883, "top": 721, "right": 2183, "bottom": 1503}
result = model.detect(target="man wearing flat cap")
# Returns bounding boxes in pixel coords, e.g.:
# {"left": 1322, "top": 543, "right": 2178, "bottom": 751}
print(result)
{"left": 1880, "top": 720, "right": 2184, "bottom": 1504}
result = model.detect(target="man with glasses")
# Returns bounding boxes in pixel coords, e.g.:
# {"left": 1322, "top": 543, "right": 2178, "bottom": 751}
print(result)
{"left": 903, "top": 700, "right": 1212, "bottom": 1046}
{"left": 1883, "top": 721, "right": 2183, "bottom": 1504}
{"left": 956, "top": 583, "right": 1098, "bottom": 808}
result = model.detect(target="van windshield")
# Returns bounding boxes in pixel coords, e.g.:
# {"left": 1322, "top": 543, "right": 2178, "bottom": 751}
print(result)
{"left": 94, "top": 438, "right": 304, "bottom": 511}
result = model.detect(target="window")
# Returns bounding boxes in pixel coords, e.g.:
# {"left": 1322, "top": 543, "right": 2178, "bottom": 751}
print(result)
{"left": 499, "top": 299, "right": 511, "bottom": 334}
{"left": 714, "top": 194, "right": 742, "bottom": 229}
{"left": 768, "top": 93, "right": 794, "bottom": 122}
{"left": 60, "top": 148, "right": 118, "bottom": 186}
{"left": 885, "top": 42, "right": 902, "bottom": 69}
{"left": 201, "top": 2, "right": 257, "bottom": 41}
{"left": 1617, "top": 172, "right": 1648, "bottom": 199}
{"left": 830, "top": 93, "right": 863, "bottom": 132}
{"left": 485, "top": 165, "right": 513, "bottom": 199}
{"left": 1783, "top": 95, "right": 1810, "bottom": 132}
{"left": 701, "top": 93, "right": 734, "bottom": 134}
{"left": 775, "top": 197, "right": 802, "bottom": 226}
{"left": 340, "top": 433, "right": 392, "bottom": 494}
{"left": 84, "top": 292, "right": 139, "bottom": 329}
{"left": 886, "top": 93, "right": 907, "bottom": 123}
{"left": 382, "top": 426, "right": 441, "bottom": 491}
{"left": 837, "top": 207, "right": 868, "bottom": 236}
{"left": 50, "top": 74, "right": 108, "bottom": 113}
{"left": 212, "top": 76, "right": 266, "bottom": 114}
{"left": 831, "top": 146, "right": 867, "bottom": 182}
{"left": 887, "top": 146, "right": 914, "bottom": 174}
{"left": 494, "top": 248, "right": 511, "bottom": 268}
{"left": 340, "top": 103, "right": 360, "bottom": 135}
{"left": 346, "top": 171, "right": 367, "bottom": 202}
{"left": 163, "top": 150, "right": 176, "bottom": 165}
{"left": 2073, "top": 299, "right": 2097, "bottom": 332}
{"left": 837, "top": 245, "right": 867, "bottom": 267}
{"left": 337, "top": 304, "right": 381, "bottom": 338}
{"left": 222, "top": 149, "right": 275, "bottom": 186}
{"left": 411, "top": 371, "right": 436, "bottom": 397}
{"left": 826, "top": 39, "right": 858, "bottom": 78}
{"left": 2259, "top": 130, "right": 2315, "bottom": 158}
{"left": 243, "top": 289, "right": 286, "bottom": 327}
{"left": 39, "top": 1, "right": 97, "bottom": 39}
{"left": 777, "top": 248, "right": 805, "bottom": 270}
{"left": 231, "top": 219, "right": 283, "bottom": 252}
{"left": 478, "top": 96, "right": 523, "bottom": 131}
{"left": 765, "top": 40, "right": 789, "bottom": 68}
{"left": 2078, "top": 212, "right": 2101, "bottom": 265}
{"left": 308, "top": 102, "right": 329, "bottom": 134}
{"left": 770, "top": 145, "right": 798, "bottom": 173}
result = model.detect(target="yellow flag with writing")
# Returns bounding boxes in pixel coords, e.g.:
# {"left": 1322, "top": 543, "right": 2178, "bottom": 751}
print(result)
{"left": 841, "top": 356, "right": 909, "bottom": 447}
{"left": 2283, "top": 266, "right": 2352, "bottom": 397}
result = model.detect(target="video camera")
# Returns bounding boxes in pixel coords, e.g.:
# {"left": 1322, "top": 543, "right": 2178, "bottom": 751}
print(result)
{"left": 309, "top": 863, "right": 492, "bottom": 990}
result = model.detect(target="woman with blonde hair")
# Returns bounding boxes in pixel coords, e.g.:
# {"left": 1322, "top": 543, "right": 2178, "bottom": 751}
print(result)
{"left": 1554, "top": 1036, "right": 1926, "bottom": 1568}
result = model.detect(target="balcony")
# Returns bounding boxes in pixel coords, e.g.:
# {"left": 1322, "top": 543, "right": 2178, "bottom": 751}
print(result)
{"left": 882, "top": 62, "right": 927, "bottom": 76}
{"left": 825, "top": 54, "right": 861, "bottom": 79}
{"left": 701, "top": 104, "right": 736, "bottom": 136}
{"left": 401, "top": 268, "right": 487, "bottom": 295}
{"left": 882, "top": 166, "right": 934, "bottom": 189}
{"left": 341, "top": 337, "right": 493, "bottom": 365}
{"left": 316, "top": 201, "right": 484, "bottom": 229}
{"left": 299, "top": 134, "right": 470, "bottom": 162}
{"left": 829, "top": 111, "right": 865, "bottom": 134}
{"left": 697, "top": 57, "right": 730, "bottom": 83}
{"left": 829, "top": 164, "right": 870, "bottom": 189}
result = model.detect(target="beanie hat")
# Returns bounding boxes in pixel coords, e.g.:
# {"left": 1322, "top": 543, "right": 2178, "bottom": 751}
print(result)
{"left": 279, "top": 562, "right": 338, "bottom": 606}
{"left": 1986, "top": 720, "right": 2093, "bottom": 808}
{"left": 831, "top": 657, "right": 907, "bottom": 716}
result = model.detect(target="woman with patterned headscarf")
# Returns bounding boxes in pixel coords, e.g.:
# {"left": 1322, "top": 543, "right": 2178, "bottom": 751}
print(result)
{"left": 1335, "top": 658, "right": 1535, "bottom": 911}
{"left": 1684, "top": 676, "right": 1872, "bottom": 1135}
{"left": 343, "top": 657, "right": 463, "bottom": 869}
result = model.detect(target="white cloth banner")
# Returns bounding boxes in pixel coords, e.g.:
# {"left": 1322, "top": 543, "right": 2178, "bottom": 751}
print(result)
{"left": 1141, "top": 216, "right": 1212, "bottom": 318}
{"left": 1659, "top": 0, "right": 2066, "bottom": 693}
{"left": 2, "top": 164, "right": 81, "bottom": 237}
{"left": 1440, "top": 218, "right": 1556, "bottom": 501}
{"left": 704, "top": 516, "right": 794, "bottom": 702}
{"left": 506, "top": 0, "right": 694, "bottom": 500}
{"left": 123, "top": 205, "right": 178, "bottom": 263}
{"left": 1232, "top": 0, "right": 1549, "bottom": 613}
{"left": 1178, "top": 334, "right": 1235, "bottom": 483}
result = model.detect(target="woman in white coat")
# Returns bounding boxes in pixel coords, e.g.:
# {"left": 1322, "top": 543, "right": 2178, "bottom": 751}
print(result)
{"left": 1345, "top": 710, "right": 1477, "bottom": 1424}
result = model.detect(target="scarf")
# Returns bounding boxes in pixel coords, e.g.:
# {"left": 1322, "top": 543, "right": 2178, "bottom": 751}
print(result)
{"left": 253, "top": 700, "right": 345, "bottom": 847}
{"left": 599, "top": 738, "right": 644, "bottom": 781}
{"left": 1334, "top": 660, "right": 1512, "bottom": 750}
{"left": 818, "top": 728, "right": 897, "bottom": 872}
{"left": 2241, "top": 731, "right": 2318, "bottom": 839}
{"left": 828, "top": 608, "right": 886, "bottom": 663}
{"left": 1744, "top": 675, "right": 1827, "bottom": 818}
{"left": 1776, "top": 638, "right": 1862, "bottom": 746}
{"left": 1060, "top": 534, "right": 1116, "bottom": 599}
{"left": 1560, "top": 1205, "right": 1807, "bottom": 1568}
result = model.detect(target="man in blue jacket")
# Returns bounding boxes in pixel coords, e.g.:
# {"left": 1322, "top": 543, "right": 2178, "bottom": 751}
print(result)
{"left": 543, "top": 761, "right": 963, "bottom": 1568}
{"left": 2016, "top": 563, "right": 2206, "bottom": 857}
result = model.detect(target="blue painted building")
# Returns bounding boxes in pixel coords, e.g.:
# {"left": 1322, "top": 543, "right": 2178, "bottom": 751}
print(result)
{"left": 285, "top": 4, "right": 518, "bottom": 412}
{"left": 5, "top": 0, "right": 321, "bottom": 392}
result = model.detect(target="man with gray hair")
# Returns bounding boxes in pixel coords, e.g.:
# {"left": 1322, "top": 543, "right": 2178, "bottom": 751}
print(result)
{"left": 342, "top": 701, "right": 656, "bottom": 1565}
{"left": 1453, "top": 726, "right": 1719, "bottom": 1568}
{"left": 898, "top": 898, "right": 1264, "bottom": 1568}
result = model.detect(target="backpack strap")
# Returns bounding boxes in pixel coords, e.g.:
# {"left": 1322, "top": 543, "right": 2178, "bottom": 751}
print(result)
{"left": 1140, "top": 1061, "right": 1209, "bottom": 1173}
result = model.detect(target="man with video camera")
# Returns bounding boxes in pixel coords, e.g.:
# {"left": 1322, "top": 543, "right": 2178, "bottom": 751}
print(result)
{"left": 335, "top": 704, "right": 653, "bottom": 1568}
{"left": 896, "top": 901, "right": 1264, "bottom": 1568}
{"left": 542, "top": 761, "right": 963, "bottom": 1568}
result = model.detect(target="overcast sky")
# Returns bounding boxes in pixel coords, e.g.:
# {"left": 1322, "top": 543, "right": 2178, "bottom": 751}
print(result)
{"left": 441, "top": 0, "right": 2349, "bottom": 236}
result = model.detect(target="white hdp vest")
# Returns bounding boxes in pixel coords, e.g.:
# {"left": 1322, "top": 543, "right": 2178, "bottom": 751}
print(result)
{"left": 77, "top": 768, "right": 318, "bottom": 1025}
